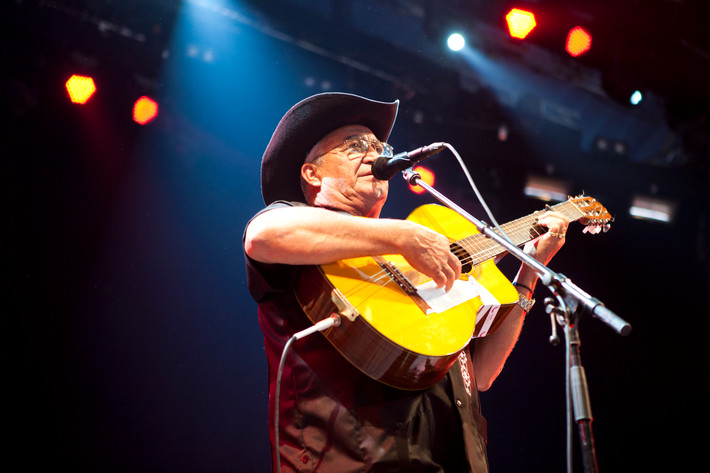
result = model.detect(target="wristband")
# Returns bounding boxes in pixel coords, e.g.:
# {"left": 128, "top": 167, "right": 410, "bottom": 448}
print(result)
{"left": 513, "top": 282, "right": 533, "bottom": 294}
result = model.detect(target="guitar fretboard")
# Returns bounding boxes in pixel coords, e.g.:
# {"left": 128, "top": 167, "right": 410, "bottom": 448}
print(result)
{"left": 453, "top": 200, "right": 584, "bottom": 266}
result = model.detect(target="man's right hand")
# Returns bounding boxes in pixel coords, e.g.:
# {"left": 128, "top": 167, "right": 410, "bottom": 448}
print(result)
{"left": 245, "top": 206, "right": 462, "bottom": 291}
{"left": 397, "top": 221, "right": 462, "bottom": 292}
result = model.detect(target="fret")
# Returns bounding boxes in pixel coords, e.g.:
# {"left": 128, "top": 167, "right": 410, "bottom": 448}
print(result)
{"left": 453, "top": 200, "right": 587, "bottom": 266}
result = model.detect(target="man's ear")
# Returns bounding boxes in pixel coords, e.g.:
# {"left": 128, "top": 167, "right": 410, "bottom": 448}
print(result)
{"left": 301, "top": 162, "right": 321, "bottom": 187}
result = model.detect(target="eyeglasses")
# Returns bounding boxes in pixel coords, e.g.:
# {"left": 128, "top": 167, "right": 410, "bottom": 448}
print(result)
{"left": 324, "top": 137, "right": 394, "bottom": 160}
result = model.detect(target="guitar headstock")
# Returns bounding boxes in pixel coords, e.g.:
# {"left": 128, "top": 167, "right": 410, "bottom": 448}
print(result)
{"left": 569, "top": 195, "right": 613, "bottom": 234}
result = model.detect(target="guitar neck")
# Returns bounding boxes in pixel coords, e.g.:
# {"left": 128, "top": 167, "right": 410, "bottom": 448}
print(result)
{"left": 456, "top": 200, "right": 585, "bottom": 265}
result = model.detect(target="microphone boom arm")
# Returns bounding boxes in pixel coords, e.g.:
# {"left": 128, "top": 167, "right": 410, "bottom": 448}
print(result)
{"left": 401, "top": 166, "right": 629, "bottom": 473}
{"left": 400, "top": 167, "right": 631, "bottom": 336}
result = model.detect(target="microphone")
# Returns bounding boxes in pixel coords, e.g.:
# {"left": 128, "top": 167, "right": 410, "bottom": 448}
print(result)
{"left": 371, "top": 142, "right": 447, "bottom": 180}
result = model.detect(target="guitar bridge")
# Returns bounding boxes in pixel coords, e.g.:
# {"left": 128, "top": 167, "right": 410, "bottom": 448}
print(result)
{"left": 376, "top": 258, "right": 417, "bottom": 295}
{"left": 372, "top": 256, "right": 434, "bottom": 315}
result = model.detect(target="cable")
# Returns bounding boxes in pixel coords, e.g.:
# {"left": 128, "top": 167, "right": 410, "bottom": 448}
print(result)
{"left": 443, "top": 143, "right": 517, "bottom": 247}
{"left": 565, "top": 324, "right": 573, "bottom": 473}
{"left": 273, "top": 314, "right": 341, "bottom": 473}
{"left": 274, "top": 335, "right": 296, "bottom": 473}
{"left": 444, "top": 142, "right": 583, "bottom": 470}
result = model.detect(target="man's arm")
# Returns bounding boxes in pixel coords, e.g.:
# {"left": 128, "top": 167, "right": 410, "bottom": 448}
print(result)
{"left": 246, "top": 205, "right": 568, "bottom": 389}
{"left": 244, "top": 205, "right": 462, "bottom": 290}
{"left": 472, "top": 211, "right": 569, "bottom": 391}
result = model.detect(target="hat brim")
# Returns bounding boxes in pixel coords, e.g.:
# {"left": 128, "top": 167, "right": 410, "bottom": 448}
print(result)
{"left": 260, "top": 92, "right": 399, "bottom": 205}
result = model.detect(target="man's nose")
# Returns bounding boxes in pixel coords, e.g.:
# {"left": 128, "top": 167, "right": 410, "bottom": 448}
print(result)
{"left": 363, "top": 149, "right": 380, "bottom": 164}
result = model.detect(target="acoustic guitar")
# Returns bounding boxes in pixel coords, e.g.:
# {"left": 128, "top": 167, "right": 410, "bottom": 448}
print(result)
{"left": 293, "top": 196, "right": 612, "bottom": 390}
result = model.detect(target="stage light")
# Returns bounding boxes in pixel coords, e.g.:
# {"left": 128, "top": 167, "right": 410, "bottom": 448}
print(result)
{"left": 595, "top": 137, "right": 609, "bottom": 151}
{"left": 408, "top": 166, "right": 435, "bottom": 195}
{"left": 630, "top": 90, "right": 643, "bottom": 105}
{"left": 629, "top": 195, "right": 675, "bottom": 223}
{"left": 133, "top": 96, "right": 159, "bottom": 125}
{"left": 565, "top": 26, "right": 592, "bottom": 57}
{"left": 505, "top": 8, "right": 537, "bottom": 39}
{"left": 613, "top": 141, "right": 627, "bottom": 155}
{"left": 65, "top": 74, "right": 96, "bottom": 104}
{"left": 447, "top": 33, "right": 466, "bottom": 51}
{"left": 524, "top": 175, "right": 569, "bottom": 202}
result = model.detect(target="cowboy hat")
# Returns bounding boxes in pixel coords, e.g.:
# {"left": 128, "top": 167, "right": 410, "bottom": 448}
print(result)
{"left": 260, "top": 92, "right": 399, "bottom": 205}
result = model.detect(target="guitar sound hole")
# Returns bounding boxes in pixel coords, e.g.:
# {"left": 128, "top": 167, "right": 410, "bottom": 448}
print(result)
{"left": 450, "top": 243, "right": 473, "bottom": 274}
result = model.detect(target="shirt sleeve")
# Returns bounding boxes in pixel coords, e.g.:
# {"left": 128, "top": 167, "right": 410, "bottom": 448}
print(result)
{"left": 243, "top": 201, "right": 307, "bottom": 302}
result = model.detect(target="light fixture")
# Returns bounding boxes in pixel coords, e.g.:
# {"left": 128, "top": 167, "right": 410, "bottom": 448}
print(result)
{"left": 133, "top": 96, "right": 159, "bottom": 125}
{"left": 565, "top": 26, "right": 592, "bottom": 57}
{"left": 65, "top": 74, "right": 97, "bottom": 104}
{"left": 447, "top": 33, "right": 466, "bottom": 51}
{"left": 524, "top": 175, "right": 570, "bottom": 202}
{"left": 505, "top": 8, "right": 537, "bottom": 40}
{"left": 629, "top": 195, "right": 676, "bottom": 223}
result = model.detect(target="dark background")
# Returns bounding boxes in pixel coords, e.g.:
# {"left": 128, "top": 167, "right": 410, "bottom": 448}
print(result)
{"left": 3, "top": 1, "right": 708, "bottom": 471}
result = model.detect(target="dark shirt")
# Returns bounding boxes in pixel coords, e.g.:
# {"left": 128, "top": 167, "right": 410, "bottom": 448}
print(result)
{"left": 245, "top": 201, "right": 489, "bottom": 472}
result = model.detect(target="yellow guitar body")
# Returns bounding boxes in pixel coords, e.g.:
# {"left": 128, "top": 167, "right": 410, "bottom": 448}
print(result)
{"left": 321, "top": 204, "right": 518, "bottom": 357}
{"left": 292, "top": 196, "right": 609, "bottom": 389}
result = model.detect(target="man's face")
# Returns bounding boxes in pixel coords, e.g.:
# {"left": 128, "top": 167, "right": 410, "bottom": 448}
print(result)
{"left": 302, "top": 124, "right": 389, "bottom": 216}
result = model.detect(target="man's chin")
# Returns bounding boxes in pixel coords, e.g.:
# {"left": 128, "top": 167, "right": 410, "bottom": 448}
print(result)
{"left": 371, "top": 182, "right": 388, "bottom": 200}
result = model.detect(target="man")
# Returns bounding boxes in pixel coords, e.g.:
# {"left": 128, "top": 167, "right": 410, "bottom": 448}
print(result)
{"left": 244, "top": 92, "right": 569, "bottom": 472}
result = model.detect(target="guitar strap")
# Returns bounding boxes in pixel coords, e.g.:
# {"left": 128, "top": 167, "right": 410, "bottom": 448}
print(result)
{"left": 457, "top": 350, "right": 473, "bottom": 398}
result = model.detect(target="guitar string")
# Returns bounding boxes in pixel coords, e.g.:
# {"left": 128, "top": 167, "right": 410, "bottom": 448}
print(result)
{"left": 453, "top": 203, "right": 583, "bottom": 265}
{"left": 337, "top": 202, "right": 587, "bottom": 299}
{"left": 371, "top": 207, "right": 569, "bottom": 282}
{"left": 337, "top": 266, "right": 403, "bottom": 300}
{"left": 341, "top": 210, "right": 568, "bottom": 299}
{"left": 442, "top": 202, "right": 583, "bottom": 269}
{"left": 454, "top": 220, "right": 546, "bottom": 265}
{"left": 339, "top": 269, "right": 406, "bottom": 303}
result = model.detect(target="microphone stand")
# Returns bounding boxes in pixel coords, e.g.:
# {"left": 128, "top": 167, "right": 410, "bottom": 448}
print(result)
{"left": 401, "top": 168, "right": 631, "bottom": 473}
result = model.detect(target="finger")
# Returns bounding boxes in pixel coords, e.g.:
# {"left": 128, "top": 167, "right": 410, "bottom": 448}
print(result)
{"left": 545, "top": 230, "right": 566, "bottom": 240}
{"left": 538, "top": 218, "right": 568, "bottom": 238}
{"left": 442, "top": 265, "right": 457, "bottom": 292}
{"left": 523, "top": 241, "right": 537, "bottom": 256}
{"left": 538, "top": 212, "right": 570, "bottom": 232}
{"left": 432, "top": 270, "right": 448, "bottom": 290}
{"left": 538, "top": 216, "right": 566, "bottom": 230}
{"left": 449, "top": 253, "right": 462, "bottom": 279}
{"left": 439, "top": 252, "right": 461, "bottom": 292}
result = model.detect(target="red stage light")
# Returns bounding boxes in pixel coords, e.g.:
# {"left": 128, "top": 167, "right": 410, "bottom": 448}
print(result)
{"left": 566, "top": 26, "right": 592, "bottom": 57}
{"left": 133, "top": 96, "right": 159, "bottom": 125}
{"left": 408, "top": 166, "right": 435, "bottom": 195}
{"left": 65, "top": 75, "right": 96, "bottom": 104}
{"left": 505, "top": 8, "right": 537, "bottom": 39}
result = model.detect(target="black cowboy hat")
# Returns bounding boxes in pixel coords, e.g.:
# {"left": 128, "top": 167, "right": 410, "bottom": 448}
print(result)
{"left": 260, "top": 92, "right": 399, "bottom": 205}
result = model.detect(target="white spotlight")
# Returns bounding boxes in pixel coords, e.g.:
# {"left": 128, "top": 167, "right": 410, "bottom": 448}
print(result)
{"left": 629, "top": 195, "right": 675, "bottom": 223}
{"left": 447, "top": 33, "right": 465, "bottom": 51}
{"left": 524, "top": 175, "right": 570, "bottom": 202}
